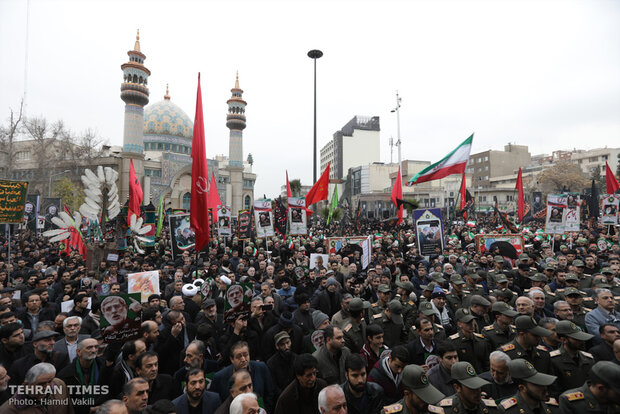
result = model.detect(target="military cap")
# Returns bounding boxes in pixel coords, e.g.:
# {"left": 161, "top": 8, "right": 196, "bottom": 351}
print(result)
{"left": 430, "top": 272, "right": 446, "bottom": 283}
{"left": 450, "top": 361, "right": 490, "bottom": 388}
{"left": 508, "top": 358, "right": 556, "bottom": 386}
{"left": 495, "top": 273, "right": 508, "bottom": 284}
{"left": 519, "top": 253, "right": 530, "bottom": 260}
{"left": 572, "top": 259, "right": 585, "bottom": 267}
{"left": 565, "top": 273, "right": 580, "bottom": 282}
{"left": 367, "top": 267, "right": 377, "bottom": 274}
{"left": 419, "top": 301, "right": 436, "bottom": 316}
{"left": 592, "top": 278, "right": 611, "bottom": 288}
{"left": 466, "top": 269, "right": 482, "bottom": 280}
{"left": 590, "top": 361, "right": 620, "bottom": 395}
{"left": 449, "top": 274, "right": 466, "bottom": 285}
{"left": 401, "top": 365, "right": 445, "bottom": 404}
{"left": 601, "top": 267, "right": 614, "bottom": 275}
{"left": 494, "top": 255, "right": 504, "bottom": 263}
{"left": 515, "top": 315, "right": 552, "bottom": 336}
{"left": 529, "top": 273, "right": 548, "bottom": 282}
{"left": 560, "top": 244, "right": 567, "bottom": 249}
{"left": 455, "top": 308, "right": 476, "bottom": 323}
{"left": 492, "top": 301, "right": 519, "bottom": 317}
{"left": 349, "top": 297, "right": 370, "bottom": 312}
{"left": 545, "top": 264, "right": 556, "bottom": 271}
{"left": 378, "top": 284, "right": 391, "bottom": 293}
{"left": 564, "top": 287, "right": 584, "bottom": 297}
{"left": 422, "top": 282, "right": 438, "bottom": 292}
{"left": 555, "top": 320, "right": 593, "bottom": 341}
{"left": 518, "top": 262, "right": 531, "bottom": 270}
{"left": 387, "top": 300, "right": 403, "bottom": 324}
{"left": 469, "top": 295, "right": 491, "bottom": 307}
{"left": 396, "top": 281, "right": 415, "bottom": 292}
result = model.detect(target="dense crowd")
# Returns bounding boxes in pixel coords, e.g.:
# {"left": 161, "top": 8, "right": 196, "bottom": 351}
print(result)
{"left": 0, "top": 215, "right": 619, "bottom": 414}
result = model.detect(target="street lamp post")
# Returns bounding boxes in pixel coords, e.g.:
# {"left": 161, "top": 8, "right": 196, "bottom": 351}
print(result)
{"left": 308, "top": 49, "right": 323, "bottom": 183}
{"left": 390, "top": 91, "right": 402, "bottom": 172}
{"left": 48, "top": 170, "right": 71, "bottom": 197}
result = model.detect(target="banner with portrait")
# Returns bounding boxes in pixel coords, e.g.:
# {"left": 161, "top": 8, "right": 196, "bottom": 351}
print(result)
{"left": 169, "top": 213, "right": 195, "bottom": 256}
{"left": 288, "top": 197, "right": 307, "bottom": 235}
{"left": 238, "top": 209, "right": 252, "bottom": 239}
{"left": 475, "top": 234, "right": 524, "bottom": 256}
{"left": 253, "top": 200, "right": 274, "bottom": 238}
{"left": 23, "top": 194, "right": 40, "bottom": 233}
{"left": 128, "top": 270, "right": 160, "bottom": 302}
{"left": 217, "top": 206, "right": 232, "bottom": 237}
{"left": 0, "top": 180, "right": 29, "bottom": 224}
{"left": 564, "top": 193, "right": 581, "bottom": 232}
{"left": 42, "top": 197, "right": 62, "bottom": 230}
{"left": 324, "top": 236, "right": 368, "bottom": 254}
{"left": 99, "top": 293, "right": 142, "bottom": 343}
{"left": 601, "top": 195, "right": 619, "bottom": 225}
{"left": 223, "top": 282, "right": 253, "bottom": 322}
{"left": 545, "top": 194, "right": 568, "bottom": 234}
{"left": 413, "top": 208, "right": 445, "bottom": 256}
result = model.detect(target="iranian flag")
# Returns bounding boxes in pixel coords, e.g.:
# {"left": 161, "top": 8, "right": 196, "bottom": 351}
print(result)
{"left": 407, "top": 134, "right": 473, "bottom": 186}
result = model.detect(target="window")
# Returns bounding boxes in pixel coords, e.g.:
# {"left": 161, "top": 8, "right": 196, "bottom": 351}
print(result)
{"left": 484, "top": 176, "right": 489, "bottom": 180}
{"left": 506, "top": 195, "right": 514, "bottom": 202}
{"left": 182, "top": 192, "right": 191, "bottom": 210}
{"left": 15, "top": 151, "right": 30, "bottom": 161}
{"left": 602, "top": 155, "right": 608, "bottom": 160}
{"left": 484, "top": 156, "right": 489, "bottom": 161}
{"left": 589, "top": 156, "right": 598, "bottom": 162}
{"left": 244, "top": 195, "right": 251, "bottom": 209}
{"left": 484, "top": 166, "right": 488, "bottom": 171}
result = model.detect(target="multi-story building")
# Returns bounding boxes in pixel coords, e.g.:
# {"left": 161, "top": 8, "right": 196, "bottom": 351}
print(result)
{"left": 467, "top": 144, "right": 531, "bottom": 189}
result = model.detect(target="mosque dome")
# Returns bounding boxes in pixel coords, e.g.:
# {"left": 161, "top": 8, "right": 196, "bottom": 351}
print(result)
{"left": 143, "top": 90, "right": 193, "bottom": 140}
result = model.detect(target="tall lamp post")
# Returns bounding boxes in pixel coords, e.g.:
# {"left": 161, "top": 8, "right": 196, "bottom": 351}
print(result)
{"left": 307, "top": 49, "right": 323, "bottom": 183}
{"left": 48, "top": 170, "right": 71, "bottom": 197}
{"left": 390, "top": 91, "right": 402, "bottom": 172}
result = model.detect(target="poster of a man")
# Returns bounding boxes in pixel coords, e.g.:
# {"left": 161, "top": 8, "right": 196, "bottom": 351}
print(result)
{"left": 259, "top": 212, "right": 270, "bottom": 227}
{"left": 291, "top": 208, "right": 302, "bottom": 223}
{"left": 223, "top": 283, "right": 252, "bottom": 322}
{"left": 549, "top": 207, "right": 563, "bottom": 223}
{"left": 169, "top": 214, "right": 195, "bottom": 256}
{"left": 99, "top": 293, "right": 142, "bottom": 342}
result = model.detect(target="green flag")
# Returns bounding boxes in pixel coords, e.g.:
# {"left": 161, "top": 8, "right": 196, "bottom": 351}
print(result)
{"left": 156, "top": 195, "right": 164, "bottom": 237}
{"left": 327, "top": 186, "right": 339, "bottom": 225}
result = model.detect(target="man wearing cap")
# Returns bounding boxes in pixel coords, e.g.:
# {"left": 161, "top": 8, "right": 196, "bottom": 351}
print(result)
{"left": 342, "top": 298, "right": 369, "bottom": 354}
{"left": 331, "top": 294, "right": 353, "bottom": 329}
{"left": 267, "top": 331, "right": 298, "bottom": 395}
{"left": 558, "top": 361, "right": 620, "bottom": 414}
{"left": 9, "top": 330, "right": 69, "bottom": 385}
{"left": 466, "top": 295, "right": 493, "bottom": 333}
{"left": 410, "top": 302, "right": 448, "bottom": 342}
{"left": 499, "top": 359, "right": 558, "bottom": 414}
{"left": 500, "top": 315, "right": 552, "bottom": 375}
{"left": 446, "top": 274, "right": 471, "bottom": 314}
{"left": 571, "top": 260, "right": 592, "bottom": 289}
{"left": 431, "top": 288, "right": 455, "bottom": 335}
{"left": 432, "top": 361, "right": 499, "bottom": 414}
{"left": 450, "top": 308, "right": 492, "bottom": 374}
{"left": 549, "top": 320, "right": 594, "bottom": 395}
{"left": 487, "top": 256, "right": 508, "bottom": 287}
{"left": 371, "top": 284, "right": 393, "bottom": 317}
{"left": 562, "top": 287, "right": 590, "bottom": 331}
{"left": 372, "top": 299, "right": 407, "bottom": 348}
{"left": 464, "top": 270, "right": 486, "bottom": 299}
{"left": 483, "top": 302, "right": 519, "bottom": 350}
{"left": 396, "top": 281, "right": 418, "bottom": 328}
{"left": 601, "top": 267, "right": 620, "bottom": 295}
{"left": 381, "top": 364, "right": 445, "bottom": 414}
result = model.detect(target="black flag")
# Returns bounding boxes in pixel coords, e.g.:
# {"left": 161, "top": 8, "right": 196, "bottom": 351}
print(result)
{"left": 588, "top": 179, "right": 600, "bottom": 218}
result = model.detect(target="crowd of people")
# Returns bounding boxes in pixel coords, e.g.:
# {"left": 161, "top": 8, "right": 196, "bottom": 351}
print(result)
{"left": 0, "top": 214, "right": 619, "bottom": 414}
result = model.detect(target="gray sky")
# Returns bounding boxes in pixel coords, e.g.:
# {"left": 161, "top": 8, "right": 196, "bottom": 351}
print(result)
{"left": 1, "top": 0, "right": 619, "bottom": 198}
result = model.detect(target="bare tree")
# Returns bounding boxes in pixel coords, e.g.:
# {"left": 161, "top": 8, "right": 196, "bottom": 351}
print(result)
{"left": 0, "top": 100, "right": 25, "bottom": 179}
{"left": 22, "top": 116, "right": 65, "bottom": 182}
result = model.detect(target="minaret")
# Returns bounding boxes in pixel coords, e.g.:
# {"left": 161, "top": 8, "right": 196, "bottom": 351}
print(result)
{"left": 226, "top": 72, "right": 247, "bottom": 215}
{"left": 119, "top": 30, "right": 150, "bottom": 204}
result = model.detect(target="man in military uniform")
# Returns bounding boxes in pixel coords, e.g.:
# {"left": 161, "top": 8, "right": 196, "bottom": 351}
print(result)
{"left": 381, "top": 364, "right": 445, "bottom": 414}
{"left": 343, "top": 297, "right": 370, "bottom": 354}
{"left": 371, "top": 299, "right": 407, "bottom": 348}
{"left": 562, "top": 287, "right": 590, "bottom": 331}
{"left": 371, "top": 284, "right": 393, "bottom": 317}
{"left": 396, "top": 281, "right": 418, "bottom": 328}
{"left": 419, "top": 283, "right": 438, "bottom": 306}
{"left": 558, "top": 361, "right": 620, "bottom": 414}
{"left": 601, "top": 267, "right": 620, "bottom": 295}
{"left": 450, "top": 308, "right": 492, "bottom": 374}
{"left": 549, "top": 320, "right": 594, "bottom": 396}
{"left": 446, "top": 274, "right": 471, "bottom": 314}
{"left": 409, "top": 302, "right": 447, "bottom": 342}
{"left": 499, "top": 359, "right": 559, "bottom": 414}
{"left": 483, "top": 302, "right": 519, "bottom": 350}
{"left": 499, "top": 315, "right": 552, "bottom": 375}
{"left": 432, "top": 361, "right": 500, "bottom": 414}
{"left": 468, "top": 295, "right": 493, "bottom": 333}
{"left": 487, "top": 256, "right": 508, "bottom": 289}
{"left": 571, "top": 260, "right": 593, "bottom": 290}
{"left": 464, "top": 270, "right": 486, "bottom": 299}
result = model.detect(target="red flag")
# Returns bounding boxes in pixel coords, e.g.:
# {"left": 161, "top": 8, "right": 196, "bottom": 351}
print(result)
{"left": 208, "top": 172, "right": 222, "bottom": 224}
{"left": 391, "top": 166, "right": 403, "bottom": 224}
{"left": 128, "top": 159, "right": 143, "bottom": 223}
{"left": 190, "top": 73, "right": 210, "bottom": 251}
{"left": 515, "top": 167, "right": 525, "bottom": 223}
{"left": 606, "top": 162, "right": 620, "bottom": 194}
{"left": 286, "top": 171, "right": 292, "bottom": 198}
{"left": 305, "top": 163, "right": 330, "bottom": 206}
{"left": 459, "top": 171, "right": 467, "bottom": 220}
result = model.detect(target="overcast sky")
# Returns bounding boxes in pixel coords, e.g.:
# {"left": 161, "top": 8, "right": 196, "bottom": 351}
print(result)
{"left": 1, "top": 0, "right": 619, "bottom": 198}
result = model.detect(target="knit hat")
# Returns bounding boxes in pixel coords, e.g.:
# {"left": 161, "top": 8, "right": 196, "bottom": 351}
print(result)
{"left": 325, "top": 278, "right": 338, "bottom": 289}
{"left": 279, "top": 311, "right": 294, "bottom": 328}
{"left": 312, "top": 310, "right": 329, "bottom": 329}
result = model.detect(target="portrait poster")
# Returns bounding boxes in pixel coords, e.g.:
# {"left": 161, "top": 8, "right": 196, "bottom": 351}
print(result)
{"left": 361, "top": 235, "right": 372, "bottom": 270}
{"left": 223, "top": 282, "right": 253, "bottom": 322}
{"left": 564, "top": 193, "right": 581, "bottom": 232}
{"left": 414, "top": 208, "right": 445, "bottom": 256}
{"left": 169, "top": 213, "right": 195, "bottom": 256}
{"left": 309, "top": 253, "right": 329, "bottom": 272}
{"left": 23, "top": 194, "right": 40, "bottom": 233}
{"left": 96, "top": 283, "right": 111, "bottom": 296}
{"left": 238, "top": 209, "right": 252, "bottom": 239}
{"left": 42, "top": 197, "right": 62, "bottom": 230}
{"left": 601, "top": 195, "right": 619, "bottom": 225}
{"left": 0, "top": 180, "right": 28, "bottom": 224}
{"left": 288, "top": 197, "right": 307, "bottom": 235}
{"left": 324, "top": 236, "right": 368, "bottom": 254}
{"left": 545, "top": 194, "right": 568, "bottom": 234}
{"left": 253, "top": 200, "right": 274, "bottom": 238}
{"left": 475, "top": 234, "right": 524, "bottom": 256}
{"left": 217, "top": 206, "right": 232, "bottom": 237}
{"left": 98, "top": 293, "right": 142, "bottom": 343}
{"left": 128, "top": 270, "right": 160, "bottom": 302}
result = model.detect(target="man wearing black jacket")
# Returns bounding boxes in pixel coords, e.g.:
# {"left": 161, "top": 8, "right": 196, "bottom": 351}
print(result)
{"left": 267, "top": 331, "right": 297, "bottom": 394}
{"left": 10, "top": 330, "right": 69, "bottom": 385}
{"left": 135, "top": 351, "right": 179, "bottom": 404}
{"left": 155, "top": 310, "right": 196, "bottom": 375}
{"left": 341, "top": 354, "right": 383, "bottom": 414}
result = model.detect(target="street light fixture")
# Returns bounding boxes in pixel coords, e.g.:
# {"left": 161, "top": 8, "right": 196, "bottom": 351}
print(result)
{"left": 308, "top": 49, "right": 323, "bottom": 183}
{"left": 390, "top": 91, "right": 402, "bottom": 172}
{"left": 48, "top": 169, "right": 71, "bottom": 197}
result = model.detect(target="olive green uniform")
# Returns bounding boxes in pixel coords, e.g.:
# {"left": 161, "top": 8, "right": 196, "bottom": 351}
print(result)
{"left": 558, "top": 383, "right": 620, "bottom": 414}
{"left": 342, "top": 317, "right": 366, "bottom": 354}
{"left": 446, "top": 290, "right": 471, "bottom": 313}
{"left": 500, "top": 340, "right": 552, "bottom": 375}
{"left": 449, "top": 331, "right": 492, "bottom": 374}
{"left": 370, "top": 300, "right": 389, "bottom": 317}
{"left": 434, "top": 394, "right": 501, "bottom": 414}
{"left": 482, "top": 322, "right": 517, "bottom": 350}
{"left": 499, "top": 393, "right": 560, "bottom": 414}
{"left": 371, "top": 312, "right": 407, "bottom": 347}
{"left": 549, "top": 346, "right": 594, "bottom": 396}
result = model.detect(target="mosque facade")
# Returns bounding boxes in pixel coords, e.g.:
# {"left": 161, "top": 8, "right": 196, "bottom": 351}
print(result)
{"left": 118, "top": 32, "right": 256, "bottom": 215}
